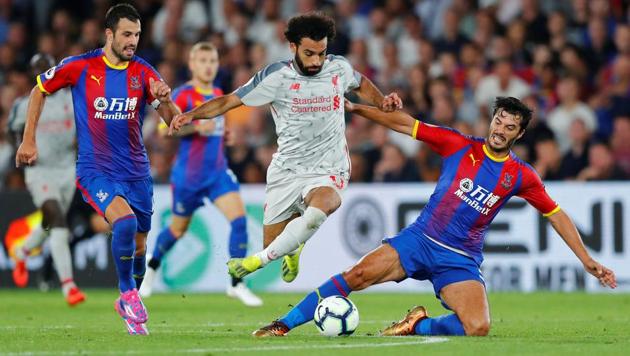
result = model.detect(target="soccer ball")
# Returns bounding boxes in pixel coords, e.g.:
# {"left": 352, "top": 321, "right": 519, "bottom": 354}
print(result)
{"left": 313, "top": 295, "right": 359, "bottom": 336}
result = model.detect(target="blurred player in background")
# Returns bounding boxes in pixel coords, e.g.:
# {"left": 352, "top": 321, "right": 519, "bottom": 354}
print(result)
{"left": 15, "top": 4, "right": 180, "bottom": 335}
{"left": 170, "top": 12, "right": 401, "bottom": 284}
{"left": 252, "top": 97, "right": 616, "bottom": 337}
{"left": 139, "top": 42, "right": 262, "bottom": 307}
{"left": 8, "top": 53, "right": 85, "bottom": 306}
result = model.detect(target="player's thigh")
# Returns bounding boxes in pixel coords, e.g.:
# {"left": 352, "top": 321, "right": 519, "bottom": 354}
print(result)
{"left": 134, "top": 231, "right": 148, "bottom": 256}
{"left": 440, "top": 280, "right": 491, "bottom": 336}
{"left": 169, "top": 214, "right": 192, "bottom": 238}
{"left": 213, "top": 192, "right": 246, "bottom": 222}
{"left": 342, "top": 244, "right": 406, "bottom": 291}
{"left": 105, "top": 196, "right": 135, "bottom": 224}
{"left": 263, "top": 213, "right": 300, "bottom": 247}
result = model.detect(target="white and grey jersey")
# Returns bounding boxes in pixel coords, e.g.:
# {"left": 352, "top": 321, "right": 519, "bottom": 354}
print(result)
{"left": 234, "top": 55, "right": 362, "bottom": 176}
{"left": 8, "top": 89, "right": 75, "bottom": 168}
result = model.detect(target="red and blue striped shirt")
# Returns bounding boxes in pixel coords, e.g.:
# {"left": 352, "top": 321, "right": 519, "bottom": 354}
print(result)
{"left": 169, "top": 84, "right": 226, "bottom": 186}
{"left": 409, "top": 121, "right": 560, "bottom": 265}
{"left": 37, "top": 48, "right": 161, "bottom": 181}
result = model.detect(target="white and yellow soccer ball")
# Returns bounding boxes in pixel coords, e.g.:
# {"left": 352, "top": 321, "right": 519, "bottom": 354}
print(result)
{"left": 313, "top": 295, "right": 359, "bottom": 336}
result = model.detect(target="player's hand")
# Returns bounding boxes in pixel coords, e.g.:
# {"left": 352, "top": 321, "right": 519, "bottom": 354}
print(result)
{"left": 344, "top": 99, "right": 355, "bottom": 113}
{"left": 169, "top": 113, "right": 193, "bottom": 135}
{"left": 15, "top": 140, "right": 38, "bottom": 167}
{"left": 380, "top": 92, "right": 403, "bottom": 112}
{"left": 195, "top": 120, "right": 216, "bottom": 136}
{"left": 584, "top": 259, "right": 617, "bottom": 289}
{"left": 149, "top": 77, "right": 172, "bottom": 104}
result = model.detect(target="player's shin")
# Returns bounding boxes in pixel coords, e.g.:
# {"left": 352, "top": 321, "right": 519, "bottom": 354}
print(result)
{"left": 278, "top": 273, "right": 351, "bottom": 330}
{"left": 111, "top": 215, "right": 138, "bottom": 292}
{"left": 148, "top": 227, "right": 178, "bottom": 270}
{"left": 415, "top": 314, "right": 466, "bottom": 336}
{"left": 256, "top": 207, "right": 326, "bottom": 265}
{"left": 133, "top": 253, "right": 146, "bottom": 289}
{"left": 16, "top": 226, "right": 49, "bottom": 260}
{"left": 49, "top": 228, "right": 75, "bottom": 295}
{"left": 229, "top": 216, "right": 248, "bottom": 258}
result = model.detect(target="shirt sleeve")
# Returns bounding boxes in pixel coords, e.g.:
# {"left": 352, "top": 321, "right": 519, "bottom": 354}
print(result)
{"left": 36, "top": 56, "right": 83, "bottom": 95}
{"left": 411, "top": 120, "right": 473, "bottom": 157}
{"left": 333, "top": 55, "right": 361, "bottom": 92}
{"left": 517, "top": 166, "right": 560, "bottom": 217}
{"left": 233, "top": 62, "right": 284, "bottom": 106}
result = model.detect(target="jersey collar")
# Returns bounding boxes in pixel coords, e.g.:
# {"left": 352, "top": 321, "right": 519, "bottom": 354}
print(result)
{"left": 482, "top": 144, "right": 510, "bottom": 162}
{"left": 102, "top": 55, "right": 129, "bottom": 70}
{"left": 194, "top": 86, "right": 214, "bottom": 95}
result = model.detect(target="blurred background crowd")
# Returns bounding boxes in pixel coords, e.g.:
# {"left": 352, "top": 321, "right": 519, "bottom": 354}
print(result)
{"left": 1, "top": 0, "right": 630, "bottom": 191}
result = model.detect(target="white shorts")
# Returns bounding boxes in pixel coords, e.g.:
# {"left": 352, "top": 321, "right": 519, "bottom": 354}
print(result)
{"left": 25, "top": 166, "right": 76, "bottom": 214}
{"left": 263, "top": 164, "right": 349, "bottom": 225}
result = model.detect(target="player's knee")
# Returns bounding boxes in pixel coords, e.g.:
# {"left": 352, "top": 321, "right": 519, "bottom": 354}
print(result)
{"left": 463, "top": 317, "right": 491, "bottom": 336}
{"left": 135, "top": 242, "right": 146, "bottom": 256}
{"left": 112, "top": 215, "right": 137, "bottom": 237}
{"left": 41, "top": 200, "right": 65, "bottom": 228}
{"left": 169, "top": 225, "right": 187, "bottom": 239}
{"left": 303, "top": 207, "right": 327, "bottom": 231}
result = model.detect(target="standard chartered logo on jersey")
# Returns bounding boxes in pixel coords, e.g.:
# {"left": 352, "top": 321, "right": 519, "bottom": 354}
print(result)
{"left": 93, "top": 97, "right": 138, "bottom": 120}
{"left": 160, "top": 204, "right": 281, "bottom": 291}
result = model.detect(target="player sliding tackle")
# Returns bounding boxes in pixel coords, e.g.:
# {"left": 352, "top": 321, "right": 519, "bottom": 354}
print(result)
{"left": 251, "top": 96, "right": 616, "bottom": 337}
{"left": 169, "top": 12, "right": 401, "bottom": 283}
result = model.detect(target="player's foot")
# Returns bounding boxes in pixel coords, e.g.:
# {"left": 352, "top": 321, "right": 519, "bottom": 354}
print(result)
{"left": 122, "top": 317, "right": 149, "bottom": 335}
{"left": 227, "top": 255, "right": 262, "bottom": 279}
{"left": 252, "top": 320, "right": 289, "bottom": 337}
{"left": 380, "top": 306, "right": 429, "bottom": 336}
{"left": 227, "top": 281, "right": 263, "bottom": 307}
{"left": 281, "top": 243, "right": 304, "bottom": 283}
{"left": 139, "top": 267, "right": 156, "bottom": 298}
{"left": 66, "top": 287, "right": 86, "bottom": 306}
{"left": 12, "top": 260, "right": 28, "bottom": 288}
{"left": 114, "top": 289, "right": 148, "bottom": 324}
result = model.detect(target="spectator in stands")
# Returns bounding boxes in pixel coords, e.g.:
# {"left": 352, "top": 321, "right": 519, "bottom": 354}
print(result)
{"left": 560, "top": 118, "right": 592, "bottom": 180}
{"left": 577, "top": 142, "right": 628, "bottom": 181}
{"left": 547, "top": 75, "right": 597, "bottom": 153}
{"left": 475, "top": 58, "right": 531, "bottom": 115}
{"left": 610, "top": 116, "right": 630, "bottom": 176}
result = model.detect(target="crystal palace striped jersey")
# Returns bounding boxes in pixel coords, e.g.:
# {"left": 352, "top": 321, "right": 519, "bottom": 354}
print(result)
{"left": 37, "top": 48, "right": 162, "bottom": 180}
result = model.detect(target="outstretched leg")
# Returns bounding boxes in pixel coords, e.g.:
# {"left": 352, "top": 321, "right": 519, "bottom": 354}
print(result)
{"left": 253, "top": 244, "right": 406, "bottom": 336}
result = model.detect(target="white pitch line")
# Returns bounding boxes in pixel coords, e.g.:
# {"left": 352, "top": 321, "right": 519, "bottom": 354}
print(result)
{"left": 1, "top": 337, "right": 449, "bottom": 355}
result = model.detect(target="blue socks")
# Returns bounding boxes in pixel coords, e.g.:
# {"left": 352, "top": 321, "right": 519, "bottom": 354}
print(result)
{"left": 279, "top": 274, "right": 352, "bottom": 329}
{"left": 133, "top": 253, "right": 146, "bottom": 289}
{"left": 229, "top": 216, "right": 248, "bottom": 258}
{"left": 111, "top": 214, "right": 137, "bottom": 292}
{"left": 149, "top": 227, "right": 178, "bottom": 269}
{"left": 415, "top": 314, "right": 466, "bottom": 336}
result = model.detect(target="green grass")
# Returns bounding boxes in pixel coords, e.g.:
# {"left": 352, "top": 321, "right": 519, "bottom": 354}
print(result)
{"left": 0, "top": 290, "right": 628, "bottom": 355}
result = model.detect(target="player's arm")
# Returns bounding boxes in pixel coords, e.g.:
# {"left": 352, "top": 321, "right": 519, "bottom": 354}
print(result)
{"left": 547, "top": 210, "right": 616, "bottom": 288}
{"left": 352, "top": 74, "right": 402, "bottom": 112}
{"left": 345, "top": 101, "right": 415, "bottom": 136}
{"left": 15, "top": 86, "right": 47, "bottom": 167}
{"left": 168, "top": 94, "right": 241, "bottom": 135}
{"left": 519, "top": 168, "right": 616, "bottom": 289}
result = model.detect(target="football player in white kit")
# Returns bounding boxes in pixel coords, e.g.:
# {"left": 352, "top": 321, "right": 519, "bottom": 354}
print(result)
{"left": 170, "top": 12, "right": 402, "bottom": 282}
{"left": 8, "top": 53, "right": 86, "bottom": 306}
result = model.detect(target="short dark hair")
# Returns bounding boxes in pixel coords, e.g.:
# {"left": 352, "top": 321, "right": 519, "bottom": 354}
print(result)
{"left": 492, "top": 97, "right": 533, "bottom": 132}
{"left": 284, "top": 12, "right": 336, "bottom": 45}
{"left": 105, "top": 3, "right": 141, "bottom": 31}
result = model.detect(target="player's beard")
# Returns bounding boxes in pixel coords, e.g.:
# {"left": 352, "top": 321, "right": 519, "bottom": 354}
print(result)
{"left": 112, "top": 41, "right": 136, "bottom": 61}
{"left": 294, "top": 54, "right": 322, "bottom": 76}
{"left": 487, "top": 132, "right": 516, "bottom": 154}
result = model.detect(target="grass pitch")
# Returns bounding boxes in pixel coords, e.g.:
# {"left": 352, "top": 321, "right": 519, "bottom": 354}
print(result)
{"left": 0, "top": 290, "right": 628, "bottom": 355}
